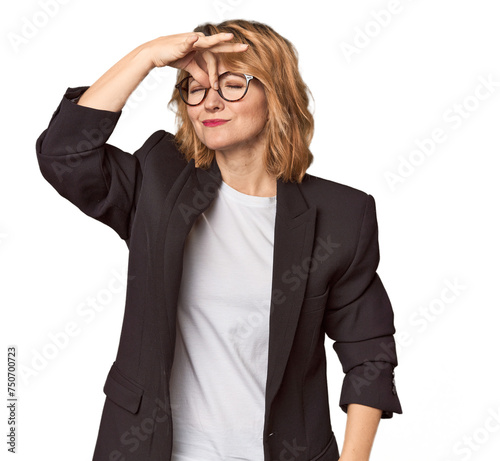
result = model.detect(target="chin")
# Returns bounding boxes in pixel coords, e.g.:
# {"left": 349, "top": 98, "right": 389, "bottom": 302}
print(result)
{"left": 199, "top": 134, "right": 235, "bottom": 152}
{"left": 206, "top": 145, "right": 237, "bottom": 153}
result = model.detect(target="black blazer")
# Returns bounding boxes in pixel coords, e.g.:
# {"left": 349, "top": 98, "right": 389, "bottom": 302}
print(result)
{"left": 36, "top": 86, "right": 402, "bottom": 461}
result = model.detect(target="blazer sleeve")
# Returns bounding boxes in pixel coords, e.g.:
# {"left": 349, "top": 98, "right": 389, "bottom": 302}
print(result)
{"left": 35, "top": 86, "right": 164, "bottom": 241}
{"left": 322, "top": 193, "right": 402, "bottom": 418}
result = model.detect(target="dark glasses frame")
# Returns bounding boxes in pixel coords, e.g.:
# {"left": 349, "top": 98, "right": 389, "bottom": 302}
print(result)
{"left": 175, "top": 71, "right": 255, "bottom": 106}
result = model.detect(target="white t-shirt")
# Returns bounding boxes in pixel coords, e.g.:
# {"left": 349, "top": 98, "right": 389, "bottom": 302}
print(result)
{"left": 169, "top": 179, "right": 277, "bottom": 461}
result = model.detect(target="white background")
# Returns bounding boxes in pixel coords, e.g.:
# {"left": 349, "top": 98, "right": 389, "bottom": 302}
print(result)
{"left": 2, "top": 0, "right": 500, "bottom": 460}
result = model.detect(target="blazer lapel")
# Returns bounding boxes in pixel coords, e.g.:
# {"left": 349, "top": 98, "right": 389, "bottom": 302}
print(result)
{"left": 155, "top": 156, "right": 223, "bottom": 365}
{"left": 264, "top": 177, "right": 317, "bottom": 413}
{"left": 156, "top": 153, "right": 317, "bottom": 412}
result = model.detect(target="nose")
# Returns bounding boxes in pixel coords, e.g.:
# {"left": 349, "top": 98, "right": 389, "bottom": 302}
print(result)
{"left": 203, "top": 87, "right": 225, "bottom": 111}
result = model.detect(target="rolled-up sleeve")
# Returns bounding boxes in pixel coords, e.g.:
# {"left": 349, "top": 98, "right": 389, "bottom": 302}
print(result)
{"left": 35, "top": 86, "right": 145, "bottom": 241}
{"left": 323, "top": 194, "right": 402, "bottom": 418}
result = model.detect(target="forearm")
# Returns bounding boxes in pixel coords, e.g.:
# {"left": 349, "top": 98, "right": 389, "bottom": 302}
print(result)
{"left": 75, "top": 32, "right": 248, "bottom": 112}
{"left": 77, "top": 43, "right": 155, "bottom": 112}
{"left": 339, "top": 403, "right": 382, "bottom": 461}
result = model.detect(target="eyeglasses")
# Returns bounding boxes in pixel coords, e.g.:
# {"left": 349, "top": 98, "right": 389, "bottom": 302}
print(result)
{"left": 175, "top": 71, "right": 255, "bottom": 106}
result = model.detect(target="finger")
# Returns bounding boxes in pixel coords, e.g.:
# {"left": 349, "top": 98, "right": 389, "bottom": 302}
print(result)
{"left": 186, "top": 68, "right": 210, "bottom": 89}
{"left": 204, "top": 42, "right": 249, "bottom": 53}
{"left": 178, "top": 34, "right": 201, "bottom": 56}
{"left": 185, "top": 32, "right": 205, "bottom": 41}
{"left": 192, "top": 32, "right": 241, "bottom": 49}
{"left": 179, "top": 31, "right": 208, "bottom": 53}
{"left": 202, "top": 51, "right": 219, "bottom": 90}
{"left": 193, "top": 52, "right": 209, "bottom": 74}
{"left": 188, "top": 33, "right": 203, "bottom": 42}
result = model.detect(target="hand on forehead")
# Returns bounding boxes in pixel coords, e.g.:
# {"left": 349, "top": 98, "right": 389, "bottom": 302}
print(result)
{"left": 192, "top": 54, "right": 231, "bottom": 87}
{"left": 189, "top": 33, "right": 246, "bottom": 90}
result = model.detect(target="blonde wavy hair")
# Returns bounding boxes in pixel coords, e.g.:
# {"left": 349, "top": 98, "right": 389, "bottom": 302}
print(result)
{"left": 168, "top": 19, "right": 314, "bottom": 183}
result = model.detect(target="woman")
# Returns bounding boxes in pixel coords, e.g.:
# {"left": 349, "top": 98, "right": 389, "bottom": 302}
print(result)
{"left": 36, "top": 19, "right": 402, "bottom": 461}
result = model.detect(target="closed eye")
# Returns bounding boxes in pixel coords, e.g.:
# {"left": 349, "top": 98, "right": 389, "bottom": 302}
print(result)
{"left": 189, "top": 87, "right": 206, "bottom": 94}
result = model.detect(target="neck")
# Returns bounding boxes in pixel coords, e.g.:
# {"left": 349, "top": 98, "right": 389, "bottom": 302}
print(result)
{"left": 214, "top": 145, "right": 276, "bottom": 198}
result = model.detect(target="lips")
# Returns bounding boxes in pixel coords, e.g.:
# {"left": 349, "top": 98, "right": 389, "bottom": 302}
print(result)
{"left": 202, "top": 119, "right": 229, "bottom": 127}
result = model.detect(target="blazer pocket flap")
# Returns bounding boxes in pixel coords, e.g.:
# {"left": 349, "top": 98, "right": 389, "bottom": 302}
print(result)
{"left": 302, "top": 288, "right": 330, "bottom": 313}
{"left": 103, "top": 363, "right": 144, "bottom": 414}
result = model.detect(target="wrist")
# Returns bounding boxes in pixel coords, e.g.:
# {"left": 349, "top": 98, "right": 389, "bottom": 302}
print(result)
{"left": 136, "top": 42, "right": 157, "bottom": 72}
